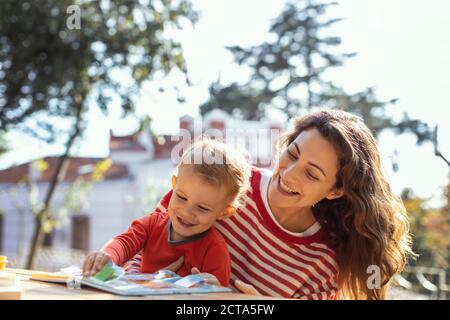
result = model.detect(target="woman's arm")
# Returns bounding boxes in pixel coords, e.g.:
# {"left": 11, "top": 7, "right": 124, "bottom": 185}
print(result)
{"left": 234, "top": 280, "right": 262, "bottom": 296}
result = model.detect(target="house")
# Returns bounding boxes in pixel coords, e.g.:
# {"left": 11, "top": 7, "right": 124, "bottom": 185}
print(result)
{"left": 0, "top": 110, "right": 283, "bottom": 266}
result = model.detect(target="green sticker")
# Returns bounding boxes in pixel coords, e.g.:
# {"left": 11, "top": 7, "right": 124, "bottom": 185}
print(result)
{"left": 94, "top": 264, "right": 116, "bottom": 281}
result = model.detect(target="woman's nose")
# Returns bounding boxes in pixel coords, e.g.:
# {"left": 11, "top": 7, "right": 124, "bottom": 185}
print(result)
{"left": 285, "top": 160, "right": 299, "bottom": 174}
{"left": 284, "top": 162, "right": 300, "bottom": 182}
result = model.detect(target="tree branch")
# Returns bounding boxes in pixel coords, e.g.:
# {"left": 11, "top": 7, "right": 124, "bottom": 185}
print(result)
{"left": 433, "top": 126, "right": 450, "bottom": 168}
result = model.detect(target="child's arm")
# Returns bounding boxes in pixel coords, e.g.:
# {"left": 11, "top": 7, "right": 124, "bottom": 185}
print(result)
{"left": 101, "top": 214, "right": 153, "bottom": 265}
{"left": 82, "top": 214, "right": 155, "bottom": 276}
{"left": 122, "top": 190, "right": 174, "bottom": 272}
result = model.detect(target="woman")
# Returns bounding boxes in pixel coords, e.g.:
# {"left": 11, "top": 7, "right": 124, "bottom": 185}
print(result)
{"left": 127, "top": 109, "right": 414, "bottom": 299}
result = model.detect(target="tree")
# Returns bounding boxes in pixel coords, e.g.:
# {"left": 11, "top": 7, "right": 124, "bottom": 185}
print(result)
{"left": 0, "top": 132, "right": 7, "bottom": 155}
{"left": 319, "top": 85, "right": 399, "bottom": 137}
{"left": 200, "top": 82, "right": 268, "bottom": 120}
{"left": 199, "top": 0, "right": 434, "bottom": 149}
{"left": 201, "top": 0, "right": 356, "bottom": 120}
{"left": 402, "top": 188, "right": 450, "bottom": 269}
{"left": 0, "top": 0, "right": 197, "bottom": 268}
{"left": 401, "top": 125, "right": 449, "bottom": 268}
{"left": 0, "top": 0, "right": 197, "bottom": 139}
{"left": 318, "top": 85, "right": 442, "bottom": 145}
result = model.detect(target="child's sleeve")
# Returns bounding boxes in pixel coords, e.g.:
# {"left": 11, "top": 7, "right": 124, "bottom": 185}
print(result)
{"left": 201, "top": 240, "right": 231, "bottom": 287}
{"left": 102, "top": 214, "right": 155, "bottom": 266}
{"left": 121, "top": 190, "right": 173, "bottom": 272}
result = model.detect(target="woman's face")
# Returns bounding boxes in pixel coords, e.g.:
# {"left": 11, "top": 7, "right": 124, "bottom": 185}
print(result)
{"left": 269, "top": 127, "right": 343, "bottom": 210}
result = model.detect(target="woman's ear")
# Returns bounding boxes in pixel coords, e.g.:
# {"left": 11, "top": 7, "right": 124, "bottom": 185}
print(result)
{"left": 218, "top": 206, "right": 236, "bottom": 220}
{"left": 326, "top": 188, "right": 344, "bottom": 200}
{"left": 171, "top": 175, "right": 177, "bottom": 190}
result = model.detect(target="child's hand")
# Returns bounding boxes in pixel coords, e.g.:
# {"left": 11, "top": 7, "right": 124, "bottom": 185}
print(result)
{"left": 82, "top": 251, "right": 112, "bottom": 276}
{"left": 191, "top": 267, "right": 220, "bottom": 286}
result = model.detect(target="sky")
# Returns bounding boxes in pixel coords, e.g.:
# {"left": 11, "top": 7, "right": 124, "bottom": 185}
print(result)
{"left": 1, "top": 0, "right": 449, "bottom": 206}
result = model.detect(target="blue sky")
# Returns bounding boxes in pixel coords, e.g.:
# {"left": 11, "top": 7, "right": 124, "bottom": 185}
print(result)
{"left": 1, "top": 0, "right": 449, "bottom": 206}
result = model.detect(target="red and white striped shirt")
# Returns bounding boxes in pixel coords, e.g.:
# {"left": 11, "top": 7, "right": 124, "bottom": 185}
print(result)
{"left": 130, "top": 167, "right": 340, "bottom": 299}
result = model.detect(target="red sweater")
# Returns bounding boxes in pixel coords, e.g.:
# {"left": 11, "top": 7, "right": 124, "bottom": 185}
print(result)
{"left": 103, "top": 209, "right": 231, "bottom": 286}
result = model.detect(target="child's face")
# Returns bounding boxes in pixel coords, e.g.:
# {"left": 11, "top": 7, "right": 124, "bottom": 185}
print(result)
{"left": 168, "top": 165, "right": 232, "bottom": 241}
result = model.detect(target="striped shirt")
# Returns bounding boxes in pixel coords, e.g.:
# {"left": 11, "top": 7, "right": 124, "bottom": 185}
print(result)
{"left": 128, "top": 167, "right": 340, "bottom": 299}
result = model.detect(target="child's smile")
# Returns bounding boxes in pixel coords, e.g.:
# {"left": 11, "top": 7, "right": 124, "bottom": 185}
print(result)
{"left": 176, "top": 215, "right": 197, "bottom": 228}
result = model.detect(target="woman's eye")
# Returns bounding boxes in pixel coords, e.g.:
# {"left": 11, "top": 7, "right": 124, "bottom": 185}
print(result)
{"left": 307, "top": 171, "right": 318, "bottom": 181}
{"left": 287, "top": 149, "right": 297, "bottom": 160}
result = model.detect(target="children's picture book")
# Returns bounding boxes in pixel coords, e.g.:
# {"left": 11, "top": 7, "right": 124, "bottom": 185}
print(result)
{"left": 30, "top": 264, "right": 232, "bottom": 296}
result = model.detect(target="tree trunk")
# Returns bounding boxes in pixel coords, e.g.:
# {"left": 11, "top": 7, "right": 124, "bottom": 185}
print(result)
{"left": 25, "top": 104, "right": 83, "bottom": 269}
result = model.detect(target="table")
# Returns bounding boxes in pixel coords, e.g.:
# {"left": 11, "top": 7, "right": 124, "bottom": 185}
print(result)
{"left": 6, "top": 268, "right": 282, "bottom": 300}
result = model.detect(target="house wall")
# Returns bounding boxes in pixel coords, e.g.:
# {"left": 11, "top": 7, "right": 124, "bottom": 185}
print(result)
{"left": 0, "top": 159, "right": 174, "bottom": 262}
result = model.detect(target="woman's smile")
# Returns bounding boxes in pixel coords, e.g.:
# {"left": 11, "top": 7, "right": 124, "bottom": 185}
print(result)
{"left": 277, "top": 175, "right": 300, "bottom": 197}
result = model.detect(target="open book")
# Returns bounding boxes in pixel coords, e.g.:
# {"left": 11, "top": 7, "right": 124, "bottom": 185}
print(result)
{"left": 30, "top": 264, "right": 232, "bottom": 296}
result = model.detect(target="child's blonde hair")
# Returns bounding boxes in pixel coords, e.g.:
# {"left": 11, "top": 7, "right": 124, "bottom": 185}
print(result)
{"left": 177, "top": 138, "right": 251, "bottom": 210}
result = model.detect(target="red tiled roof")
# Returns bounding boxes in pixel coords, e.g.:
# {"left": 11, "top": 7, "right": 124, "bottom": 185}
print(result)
{"left": 109, "top": 132, "right": 146, "bottom": 152}
{"left": 153, "top": 134, "right": 181, "bottom": 159}
{"left": 0, "top": 157, "right": 129, "bottom": 184}
{"left": 0, "top": 163, "right": 29, "bottom": 184}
